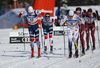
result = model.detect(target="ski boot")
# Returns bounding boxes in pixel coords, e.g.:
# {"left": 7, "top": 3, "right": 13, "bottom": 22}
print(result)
{"left": 86, "top": 45, "right": 89, "bottom": 51}
{"left": 92, "top": 45, "right": 95, "bottom": 51}
{"left": 82, "top": 48, "right": 85, "bottom": 56}
{"left": 75, "top": 50, "right": 79, "bottom": 58}
{"left": 44, "top": 46, "right": 47, "bottom": 53}
{"left": 31, "top": 48, "right": 34, "bottom": 58}
{"left": 38, "top": 47, "right": 41, "bottom": 58}
{"left": 69, "top": 52, "right": 72, "bottom": 58}
{"left": 50, "top": 45, "right": 53, "bottom": 53}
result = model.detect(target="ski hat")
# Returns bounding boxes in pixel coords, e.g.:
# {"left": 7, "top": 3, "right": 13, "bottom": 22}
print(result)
{"left": 69, "top": 10, "right": 74, "bottom": 16}
{"left": 28, "top": 6, "right": 34, "bottom": 13}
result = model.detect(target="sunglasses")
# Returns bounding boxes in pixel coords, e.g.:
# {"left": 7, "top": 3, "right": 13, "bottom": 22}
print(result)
{"left": 76, "top": 13, "right": 81, "bottom": 14}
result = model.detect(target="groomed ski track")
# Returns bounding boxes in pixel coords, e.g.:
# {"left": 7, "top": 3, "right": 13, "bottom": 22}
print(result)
{"left": 0, "top": 28, "right": 100, "bottom": 68}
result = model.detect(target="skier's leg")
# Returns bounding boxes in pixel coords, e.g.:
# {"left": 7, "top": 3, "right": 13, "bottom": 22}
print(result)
{"left": 80, "top": 24, "right": 85, "bottom": 54}
{"left": 77, "top": 24, "right": 81, "bottom": 46}
{"left": 35, "top": 24, "right": 41, "bottom": 57}
{"left": 36, "top": 38, "right": 41, "bottom": 56}
{"left": 49, "top": 35, "right": 53, "bottom": 53}
{"left": 91, "top": 23, "right": 95, "bottom": 50}
{"left": 44, "top": 35, "right": 48, "bottom": 52}
{"left": 28, "top": 26, "right": 35, "bottom": 57}
{"left": 74, "top": 29, "right": 79, "bottom": 58}
{"left": 42, "top": 26, "right": 48, "bottom": 53}
{"left": 67, "top": 28, "right": 72, "bottom": 58}
{"left": 49, "top": 26, "right": 53, "bottom": 53}
{"left": 85, "top": 24, "right": 90, "bottom": 50}
{"left": 30, "top": 38, "right": 34, "bottom": 57}
{"left": 77, "top": 35, "right": 79, "bottom": 45}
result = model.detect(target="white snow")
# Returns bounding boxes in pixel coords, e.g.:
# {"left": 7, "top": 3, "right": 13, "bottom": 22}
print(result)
{"left": 0, "top": 26, "right": 100, "bottom": 68}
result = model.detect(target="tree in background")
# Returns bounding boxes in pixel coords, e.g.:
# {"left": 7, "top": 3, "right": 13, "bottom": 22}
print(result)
{"left": 56, "top": 0, "right": 100, "bottom": 6}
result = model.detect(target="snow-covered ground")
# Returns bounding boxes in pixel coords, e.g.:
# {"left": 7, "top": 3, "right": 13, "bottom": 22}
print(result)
{"left": 0, "top": 27, "right": 100, "bottom": 68}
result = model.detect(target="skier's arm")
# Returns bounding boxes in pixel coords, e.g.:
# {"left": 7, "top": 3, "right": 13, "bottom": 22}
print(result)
{"left": 52, "top": 16, "right": 58, "bottom": 25}
{"left": 48, "top": 17, "right": 56, "bottom": 26}
{"left": 95, "top": 10, "right": 100, "bottom": 20}
{"left": 82, "top": 9, "right": 86, "bottom": 17}
{"left": 77, "top": 16, "right": 84, "bottom": 25}
{"left": 18, "top": 11, "right": 27, "bottom": 18}
{"left": 40, "top": 17, "right": 43, "bottom": 24}
{"left": 79, "top": 14, "right": 85, "bottom": 23}
{"left": 60, "top": 16, "right": 66, "bottom": 26}
{"left": 35, "top": 10, "right": 45, "bottom": 16}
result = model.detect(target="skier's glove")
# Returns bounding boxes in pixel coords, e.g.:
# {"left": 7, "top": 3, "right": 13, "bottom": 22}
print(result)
{"left": 18, "top": 11, "right": 23, "bottom": 18}
{"left": 83, "top": 9, "right": 86, "bottom": 13}
{"left": 95, "top": 10, "right": 98, "bottom": 15}
{"left": 20, "top": 11, "right": 23, "bottom": 14}
{"left": 55, "top": 19, "right": 58, "bottom": 22}
{"left": 93, "top": 12, "right": 96, "bottom": 17}
{"left": 61, "top": 15, "right": 64, "bottom": 19}
{"left": 79, "top": 14, "right": 83, "bottom": 17}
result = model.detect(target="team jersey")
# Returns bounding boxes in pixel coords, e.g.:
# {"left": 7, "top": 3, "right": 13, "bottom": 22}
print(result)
{"left": 75, "top": 12, "right": 85, "bottom": 24}
{"left": 41, "top": 17, "right": 57, "bottom": 26}
{"left": 19, "top": 10, "right": 41, "bottom": 25}
{"left": 84, "top": 13, "right": 96, "bottom": 24}
{"left": 60, "top": 14, "right": 84, "bottom": 29}
{"left": 78, "top": 14, "right": 85, "bottom": 24}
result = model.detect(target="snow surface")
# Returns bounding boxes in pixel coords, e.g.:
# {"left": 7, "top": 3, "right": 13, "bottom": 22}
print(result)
{"left": 0, "top": 26, "right": 100, "bottom": 68}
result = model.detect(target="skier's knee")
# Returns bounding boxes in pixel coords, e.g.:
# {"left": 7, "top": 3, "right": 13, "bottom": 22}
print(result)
{"left": 45, "top": 36, "right": 48, "bottom": 39}
{"left": 36, "top": 38, "right": 39, "bottom": 41}
{"left": 49, "top": 35, "right": 52, "bottom": 38}
{"left": 92, "top": 35, "right": 95, "bottom": 39}
{"left": 30, "top": 38, "right": 34, "bottom": 42}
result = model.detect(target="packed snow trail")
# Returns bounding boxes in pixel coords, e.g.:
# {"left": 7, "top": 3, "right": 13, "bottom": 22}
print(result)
{"left": 0, "top": 28, "right": 100, "bottom": 68}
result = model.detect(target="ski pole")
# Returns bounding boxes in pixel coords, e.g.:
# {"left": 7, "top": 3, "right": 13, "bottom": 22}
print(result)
{"left": 22, "top": 17, "right": 25, "bottom": 50}
{"left": 63, "top": 25, "right": 66, "bottom": 56}
{"left": 79, "top": 30, "right": 82, "bottom": 56}
{"left": 89, "top": 32, "right": 93, "bottom": 54}
{"left": 97, "top": 21, "right": 100, "bottom": 48}
{"left": 39, "top": 16, "right": 44, "bottom": 49}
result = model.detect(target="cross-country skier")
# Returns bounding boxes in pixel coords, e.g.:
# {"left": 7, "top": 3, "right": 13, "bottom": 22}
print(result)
{"left": 60, "top": 10, "right": 84, "bottom": 58}
{"left": 83, "top": 8, "right": 100, "bottom": 51}
{"left": 18, "top": 6, "right": 44, "bottom": 57}
{"left": 40, "top": 13, "right": 57, "bottom": 53}
{"left": 75, "top": 7, "right": 85, "bottom": 55}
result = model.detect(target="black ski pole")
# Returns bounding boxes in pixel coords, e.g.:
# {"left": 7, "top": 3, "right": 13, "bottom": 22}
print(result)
{"left": 22, "top": 17, "right": 25, "bottom": 50}
{"left": 95, "top": 10, "right": 100, "bottom": 49}
{"left": 97, "top": 21, "right": 100, "bottom": 48}
{"left": 79, "top": 27, "right": 82, "bottom": 56}
{"left": 39, "top": 15, "right": 44, "bottom": 49}
{"left": 63, "top": 25, "right": 66, "bottom": 56}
